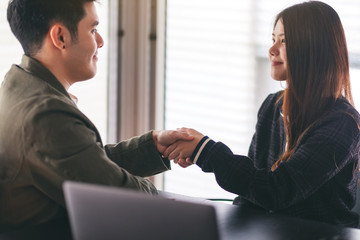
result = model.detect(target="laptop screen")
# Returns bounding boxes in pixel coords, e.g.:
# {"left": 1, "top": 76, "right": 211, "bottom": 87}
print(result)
{"left": 63, "top": 181, "right": 219, "bottom": 240}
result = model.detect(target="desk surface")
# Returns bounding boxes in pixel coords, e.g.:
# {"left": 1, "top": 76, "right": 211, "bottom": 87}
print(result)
{"left": 1, "top": 192, "right": 360, "bottom": 240}
{"left": 214, "top": 203, "right": 360, "bottom": 240}
{"left": 160, "top": 192, "right": 360, "bottom": 240}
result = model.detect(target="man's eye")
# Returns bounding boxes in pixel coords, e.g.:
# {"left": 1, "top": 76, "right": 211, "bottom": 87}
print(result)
{"left": 281, "top": 39, "right": 286, "bottom": 43}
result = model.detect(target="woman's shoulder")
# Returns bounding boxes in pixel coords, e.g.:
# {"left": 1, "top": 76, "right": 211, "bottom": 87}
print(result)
{"left": 257, "top": 90, "right": 284, "bottom": 116}
{"left": 314, "top": 98, "right": 360, "bottom": 140}
{"left": 264, "top": 90, "right": 284, "bottom": 103}
{"left": 332, "top": 98, "right": 360, "bottom": 123}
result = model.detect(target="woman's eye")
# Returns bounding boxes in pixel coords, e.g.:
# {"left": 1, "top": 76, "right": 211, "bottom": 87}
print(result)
{"left": 281, "top": 39, "right": 286, "bottom": 43}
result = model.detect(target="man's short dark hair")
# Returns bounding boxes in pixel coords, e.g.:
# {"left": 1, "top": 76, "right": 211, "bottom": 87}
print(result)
{"left": 7, "top": 0, "right": 96, "bottom": 56}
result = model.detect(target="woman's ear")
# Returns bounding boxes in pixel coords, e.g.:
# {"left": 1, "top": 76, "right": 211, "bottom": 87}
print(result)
{"left": 49, "top": 24, "right": 69, "bottom": 50}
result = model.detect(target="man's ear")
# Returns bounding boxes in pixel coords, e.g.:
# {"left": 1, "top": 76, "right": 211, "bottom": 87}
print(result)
{"left": 49, "top": 24, "right": 69, "bottom": 50}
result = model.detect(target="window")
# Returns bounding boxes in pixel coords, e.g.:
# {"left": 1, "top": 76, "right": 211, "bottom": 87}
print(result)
{"left": 163, "top": 0, "right": 360, "bottom": 199}
{"left": 0, "top": 2, "right": 23, "bottom": 84}
{"left": 164, "top": 0, "right": 257, "bottom": 199}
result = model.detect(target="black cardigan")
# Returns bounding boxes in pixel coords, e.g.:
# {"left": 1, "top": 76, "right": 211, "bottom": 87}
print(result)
{"left": 193, "top": 91, "right": 360, "bottom": 227}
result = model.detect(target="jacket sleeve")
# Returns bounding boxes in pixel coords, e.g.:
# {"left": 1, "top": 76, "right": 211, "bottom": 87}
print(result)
{"left": 22, "top": 98, "right": 166, "bottom": 206}
{"left": 105, "top": 132, "right": 171, "bottom": 177}
{"left": 196, "top": 111, "right": 360, "bottom": 211}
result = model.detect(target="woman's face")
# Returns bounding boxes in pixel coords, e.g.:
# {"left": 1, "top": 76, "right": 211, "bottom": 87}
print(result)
{"left": 269, "top": 19, "right": 287, "bottom": 81}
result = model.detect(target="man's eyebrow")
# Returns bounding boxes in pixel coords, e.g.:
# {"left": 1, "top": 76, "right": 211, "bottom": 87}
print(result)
{"left": 92, "top": 20, "right": 99, "bottom": 27}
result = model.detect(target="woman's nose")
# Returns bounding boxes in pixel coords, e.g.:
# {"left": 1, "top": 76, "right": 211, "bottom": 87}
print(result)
{"left": 269, "top": 44, "right": 279, "bottom": 56}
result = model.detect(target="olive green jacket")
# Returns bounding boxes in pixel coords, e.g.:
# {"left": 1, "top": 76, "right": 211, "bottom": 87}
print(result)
{"left": 0, "top": 55, "right": 170, "bottom": 228}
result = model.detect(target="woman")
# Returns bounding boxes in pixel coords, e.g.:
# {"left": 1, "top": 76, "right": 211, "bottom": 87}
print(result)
{"left": 163, "top": 1, "right": 360, "bottom": 227}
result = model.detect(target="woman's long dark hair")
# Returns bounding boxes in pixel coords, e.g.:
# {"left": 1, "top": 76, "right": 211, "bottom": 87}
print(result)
{"left": 272, "top": 1, "right": 353, "bottom": 171}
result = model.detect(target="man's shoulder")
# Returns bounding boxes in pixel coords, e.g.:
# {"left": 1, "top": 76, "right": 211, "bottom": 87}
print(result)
{"left": 2, "top": 64, "right": 49, "bottom": 100}
{"left": 2, "top": 63, "right": 74, "bottom": 109}
{"left": 0, "top": 67, "right": 82, "bottom": 138}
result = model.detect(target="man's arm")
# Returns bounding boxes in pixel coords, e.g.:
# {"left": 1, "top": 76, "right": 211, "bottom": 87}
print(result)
{"left": 25, "top": 99, "right": 197, "bottom": 205}
{"left": 104, "top": 130, "right": 193, "bottom": 177}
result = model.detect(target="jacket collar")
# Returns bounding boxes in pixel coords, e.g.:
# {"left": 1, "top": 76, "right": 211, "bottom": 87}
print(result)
{"left": 19, "top": 54, "right": 71, "bottom": 99}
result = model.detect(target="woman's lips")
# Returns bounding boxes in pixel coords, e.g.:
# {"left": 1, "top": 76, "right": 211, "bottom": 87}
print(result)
{"left": 271, "top": 61, "right": 283, "bottom": 66}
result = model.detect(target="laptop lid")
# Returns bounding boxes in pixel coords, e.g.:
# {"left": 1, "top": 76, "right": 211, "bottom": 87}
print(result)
{"left": 63, "top": 181, "right": 219, "bottom": 240}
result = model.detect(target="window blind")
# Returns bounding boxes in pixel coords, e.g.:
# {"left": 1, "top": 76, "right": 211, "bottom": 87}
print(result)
{"left": 164, "top": 0, "right": 256, "bottom": 199}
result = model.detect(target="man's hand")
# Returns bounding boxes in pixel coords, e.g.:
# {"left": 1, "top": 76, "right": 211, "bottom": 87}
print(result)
{"left": 152, "top": 129, "right": 194, "bottom": 155}
{"left": 163, "top": 128, "right": 205, "bottom": 167}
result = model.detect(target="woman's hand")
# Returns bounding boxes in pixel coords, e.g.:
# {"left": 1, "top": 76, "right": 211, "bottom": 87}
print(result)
{"left": 163, "top": 128, "right": 204, "bottom": 167}
{"left": 152, "top": 129, "right": 194, "bottom": 154}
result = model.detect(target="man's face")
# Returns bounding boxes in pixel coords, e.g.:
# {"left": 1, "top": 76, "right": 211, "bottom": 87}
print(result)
{"left": 64, "top": 2, "right": 104, "bottom": 83}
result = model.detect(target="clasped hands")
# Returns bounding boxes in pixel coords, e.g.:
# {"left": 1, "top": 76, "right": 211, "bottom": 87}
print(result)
{"left": 153, "top": 128, "right": 204, "bottom": 168}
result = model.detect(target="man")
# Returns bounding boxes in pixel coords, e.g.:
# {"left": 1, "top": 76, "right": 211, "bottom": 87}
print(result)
{"left": 0, "top": 0, "right": 191, "bottom": 229}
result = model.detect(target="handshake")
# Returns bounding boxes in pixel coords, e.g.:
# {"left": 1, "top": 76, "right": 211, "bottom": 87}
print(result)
{"left": 152, "top": 128, "right": 204, "bottom": 168}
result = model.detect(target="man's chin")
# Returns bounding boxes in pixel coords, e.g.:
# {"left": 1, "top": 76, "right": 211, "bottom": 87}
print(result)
{"left": 76, "top": 72, "right": 97, "bottom": 83}
{"left": 87, "top": 67, "right": 97, "bottom": 79}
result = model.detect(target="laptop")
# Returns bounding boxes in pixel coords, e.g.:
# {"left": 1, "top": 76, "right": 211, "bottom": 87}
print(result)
{"left": 63, "top": 181, "right": 219, "bottom": 240}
